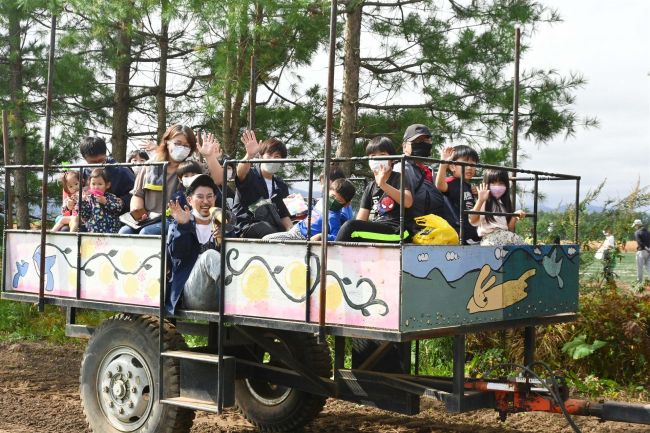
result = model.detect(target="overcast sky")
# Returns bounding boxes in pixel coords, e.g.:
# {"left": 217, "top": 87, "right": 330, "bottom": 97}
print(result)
{"left": 519, "top": 0, "right": 650, "bottom": 209}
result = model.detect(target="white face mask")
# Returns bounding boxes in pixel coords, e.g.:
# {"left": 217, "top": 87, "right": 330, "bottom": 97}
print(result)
{"left": 261, "top": 161, "right": 281, "bottom": 174}
{"left": 181, "top": 177, "right": 194, "bottom": 188}
{"left": 169, "top": 145, "right": 191, "bottom": 162}
{"left": 368, "top": 159, "right": 390, "bottom": 172}
{"left": 191, "top": 207, "right": 211, "bottom": 222}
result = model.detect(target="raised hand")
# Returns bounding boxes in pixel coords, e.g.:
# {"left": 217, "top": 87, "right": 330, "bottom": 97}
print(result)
{"left": 169, "top": 200, "right": 191, "bottom": 225}
{"left": 441, "top": 145, "right": 454, "bottom": 161}
{"left": 240, "top": 130, "right": 261, "bottom": 159}
{"left": 373, "top": 163, "right": 391, "bottom": 188}
{"left": 198, "top": 132, "right": 223, "bottom": 158}
{"left": 139, "top": 139, "right": 158, "bottom": 152}
{"left": 477, "top": 183, "right": 490, "bottom": 201}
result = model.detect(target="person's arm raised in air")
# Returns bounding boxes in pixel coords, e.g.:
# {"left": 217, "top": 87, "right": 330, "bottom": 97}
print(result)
{"left": 469, "top": 183, "right": 489, "bottom": 226}
{"left": 435, "top": 145, "right": 454, "bottom": 193}
{"left": 237, "top": 130, "right": 261, "bottom": 182}
{"left": 167, "top": 199, "right": 195, "bottom": 260}
{"left": 374, "top": 164, "right": 413, "bottom": 209}
{"left": 199, "top": 132, "right": 224, "bottom": 186}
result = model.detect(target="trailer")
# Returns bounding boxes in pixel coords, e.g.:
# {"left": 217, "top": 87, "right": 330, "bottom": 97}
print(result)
{"left": 3, "top": 3, "right": 650, "bottom": 433}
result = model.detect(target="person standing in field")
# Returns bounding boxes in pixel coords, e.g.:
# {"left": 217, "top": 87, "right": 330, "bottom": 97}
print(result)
{"left": 632, "top": 219, "right": 650, "bottom": 285}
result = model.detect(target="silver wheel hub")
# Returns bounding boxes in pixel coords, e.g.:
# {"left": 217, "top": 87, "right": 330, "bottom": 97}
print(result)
{"left": 98, "top": 347, "right": 153, "bottom": 431}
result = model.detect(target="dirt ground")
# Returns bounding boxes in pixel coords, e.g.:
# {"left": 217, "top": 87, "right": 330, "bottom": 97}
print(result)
{"left": 0, "top": 340, "right": 647, "bottom": 433}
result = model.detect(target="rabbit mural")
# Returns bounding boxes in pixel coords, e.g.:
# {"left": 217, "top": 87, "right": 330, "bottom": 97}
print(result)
{"left": 466, "top": 265, "right": 536, "bottom": 313}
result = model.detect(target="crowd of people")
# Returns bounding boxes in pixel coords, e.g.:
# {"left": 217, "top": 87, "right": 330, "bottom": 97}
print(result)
{"left": 47, "top": 123, "right": 548, "bottom": 313}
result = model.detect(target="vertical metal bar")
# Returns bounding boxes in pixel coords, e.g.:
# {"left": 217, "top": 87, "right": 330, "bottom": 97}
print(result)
{"left": 399, "top": 157, "right": 405, "bottom": 243}
{"left": 523, "top": 326, "right": 536, "bottom": 367}
{"left": 66, "top": 306, "right": 76, "bottom": 326}
{"left": 2, "top": 110, "right": 13, "bottom": 228}
{"left": 458, "top": 162, "right": 465, "bottom": 244}
{"left": 414, "top": 340, "right": 420, "bottom": 375}
{"left": 334, "top": 336, "right": 345, "bottom": 370}
{"left": 452, "top": 334, "right": 465, "bottom": 412}
{"left": 511, "top": 27, "right": 521, "bottom": 209}
{"left": 305, "top": 161, "right": 314, "bottom": 323}
{"left": 217, "top": 159, "right": 229, "bottom": 414}
{"left": 38, "top": 15, "right": 57, "bottom": 313}
{"left": 158, "top": 161, "right": 168, "bottom": 401}
{"left": 574, "top": 178, "right": 580, "bottom": 244}
{"left": 2, "top": 111, "right": 10, "bottom": 294}
{"left": 532, "top": 173, "right": 539, "bottom": 244}
{"left": 319, "top": 0, "right": 338, "bottom": 343}
{"left": 75, "top": 167, "right": 83, "bottom": 300}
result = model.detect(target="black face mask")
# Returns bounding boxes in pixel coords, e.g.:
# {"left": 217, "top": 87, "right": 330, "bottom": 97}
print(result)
{"left": 410, "top": 142, "right": 432, "bottom": 158}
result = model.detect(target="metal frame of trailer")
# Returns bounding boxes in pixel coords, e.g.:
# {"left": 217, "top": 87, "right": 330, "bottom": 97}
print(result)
{"left": 3, "top": 1, "right": 650, "bottom": 431}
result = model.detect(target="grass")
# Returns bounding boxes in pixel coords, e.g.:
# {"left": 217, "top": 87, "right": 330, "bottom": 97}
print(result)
{"left": 581, "top": 251, "right": 640, "bottom": 286}
{"left": 0, "top": 300, "right": 112, "bottom": 345}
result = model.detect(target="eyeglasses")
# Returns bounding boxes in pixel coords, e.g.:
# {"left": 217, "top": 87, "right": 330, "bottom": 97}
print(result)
{"left": 193, "top": 194, "right": 215, "bottom": 201}
{"left": 166, "top": 140, "right": 191, "bottom": 148}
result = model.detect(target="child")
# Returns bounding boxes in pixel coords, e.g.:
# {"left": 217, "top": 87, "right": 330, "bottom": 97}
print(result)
{"left": 263, "top": 178, "right": 356, "bottom": 241}
{"left": 52, "top": 171, "right": 80, "bottom": 232}
{"left": 435, "top": 144, "right": 480, "bottom": 244}
{"left": 335, "top": 136, "right": 413, "bottom": 243}
{"left": 172, "top": 160, "right": 212, "bottom": 209}
{"left": 78, "top": 168, "right": 124, "bottom": 233}
{"left": 127, "top": 149, "right": 149, "bottom": 177}
{"left": 468, "top": 169, "right": 525, "bottom": 246}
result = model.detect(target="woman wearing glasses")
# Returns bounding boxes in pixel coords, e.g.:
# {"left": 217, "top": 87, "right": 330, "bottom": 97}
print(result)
{"left": 119, "top": 124, "right": 223, "bottom": 235}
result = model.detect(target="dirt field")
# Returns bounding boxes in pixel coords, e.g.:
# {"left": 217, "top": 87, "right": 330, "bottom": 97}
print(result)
{"left": 0, "top": 340, "right": 647, "bottom": 433}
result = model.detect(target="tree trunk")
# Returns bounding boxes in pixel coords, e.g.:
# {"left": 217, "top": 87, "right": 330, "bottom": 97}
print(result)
{"left": 222, "top": 53, "right": 233, "bottom": 156}
{"left": 8, "top": 10, "right": 29, "bottom": 229}
{"left": 111, "top": 21, "right": 131, "bottom": 162}
{"left": 336, "top": 1, "right": 363, "bottom": 175}
{"left": 156, "top": 0, "right": 169, "bottom": 142}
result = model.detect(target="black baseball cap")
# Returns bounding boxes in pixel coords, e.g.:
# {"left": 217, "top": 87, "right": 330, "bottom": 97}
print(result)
{"left": 187, "top": 174, "right": 218, "bottom": 195}
{"left": 403, "top": 124, "right": 432, "bottom": 142}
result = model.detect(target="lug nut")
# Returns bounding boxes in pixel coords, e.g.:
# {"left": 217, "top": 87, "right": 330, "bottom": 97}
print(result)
{"left": 103, "top": 386, "right": 109, "bottom": 393}
{"left": 108, "top": 402, "right": 114, "bottom": 408}
{"left": 131, "top": 387, "right": 137, "bottom": 394}
{"left": 119, "top": 408, "right": 124, "bottom": 415}
{"left": 127, "top": 371, "right": 133, "bottom": 378}
{"left": 107, "top": 371, "right": 113, "bottom": 378}
{"left": 116, "top": 365, "right": 122, "bottom": 372}
{"left": 128, "top": 401, "right": 134, "bottom": 408}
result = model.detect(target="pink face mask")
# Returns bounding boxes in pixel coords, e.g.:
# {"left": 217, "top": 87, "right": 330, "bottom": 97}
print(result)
{"left": 87, "top": 188, "right": 105, "bottom": 197}
{"left": 489, "top": 185, "right": 507, "bottom": 199}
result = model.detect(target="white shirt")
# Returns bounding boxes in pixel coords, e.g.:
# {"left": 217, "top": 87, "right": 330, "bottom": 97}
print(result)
{"left": 195, "top": 223, "right": 213, "bottom": 245}
{"left": 265, "top": 178, "right": 273, "bottom": 198}
{"left": 470, "top": 201, "right": 509, "bottom": 237}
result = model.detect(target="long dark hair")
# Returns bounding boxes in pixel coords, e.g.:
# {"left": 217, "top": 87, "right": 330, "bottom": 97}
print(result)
{"left": 483, "top": 169, "right": 512, "bottom": 224}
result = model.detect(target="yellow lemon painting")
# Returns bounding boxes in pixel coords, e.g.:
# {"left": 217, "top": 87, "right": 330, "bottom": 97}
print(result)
{"left": 241, "top": 264, "right": 269, "bottom": 301}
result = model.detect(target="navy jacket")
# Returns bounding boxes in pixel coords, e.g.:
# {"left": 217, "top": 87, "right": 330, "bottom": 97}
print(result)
{"left": 232, "top": 165, "right": 290, "bottom": 230}
{"left": 166, "top": 218, "right": 218, "bottom": 315}
{"left": 84, "top": 157, "right": 135, "bottom": 214}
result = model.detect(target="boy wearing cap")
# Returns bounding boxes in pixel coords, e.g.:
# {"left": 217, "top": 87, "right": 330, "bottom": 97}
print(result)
{"left": 633, "top": 219, "right": 650, "bottom": 284}
{"left": 401, "top": 124, "right": 445, "bottom": 234}
{"left": 166, "top": 174, "right": 230, "bottom": 315}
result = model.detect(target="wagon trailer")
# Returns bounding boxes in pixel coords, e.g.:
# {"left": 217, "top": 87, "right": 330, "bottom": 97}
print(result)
{"left": 4, "top": 152, "right": 650, "bottom": 432}
{"left": 3, "top": 4, "right": 650, "bottom": 433}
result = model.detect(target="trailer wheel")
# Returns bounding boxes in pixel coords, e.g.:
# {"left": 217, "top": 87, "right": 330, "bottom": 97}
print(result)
{"left": 80, "top": 314, "right": 194, "bottom": 433}
{"left": 235, "top": 330, "right": 331, "bottom": 432}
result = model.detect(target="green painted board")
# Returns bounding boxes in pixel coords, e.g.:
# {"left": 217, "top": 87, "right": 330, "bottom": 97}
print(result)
{"left": 400, "top": 245, "right": 580, "bottom": 332}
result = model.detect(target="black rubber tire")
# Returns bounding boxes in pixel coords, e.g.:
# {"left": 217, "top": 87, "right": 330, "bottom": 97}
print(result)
{"left": 80, "top": 314, "right": 195, "bottom": 433}
{"left": 234, "top": 329, "right": 331, "bottom": 432}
